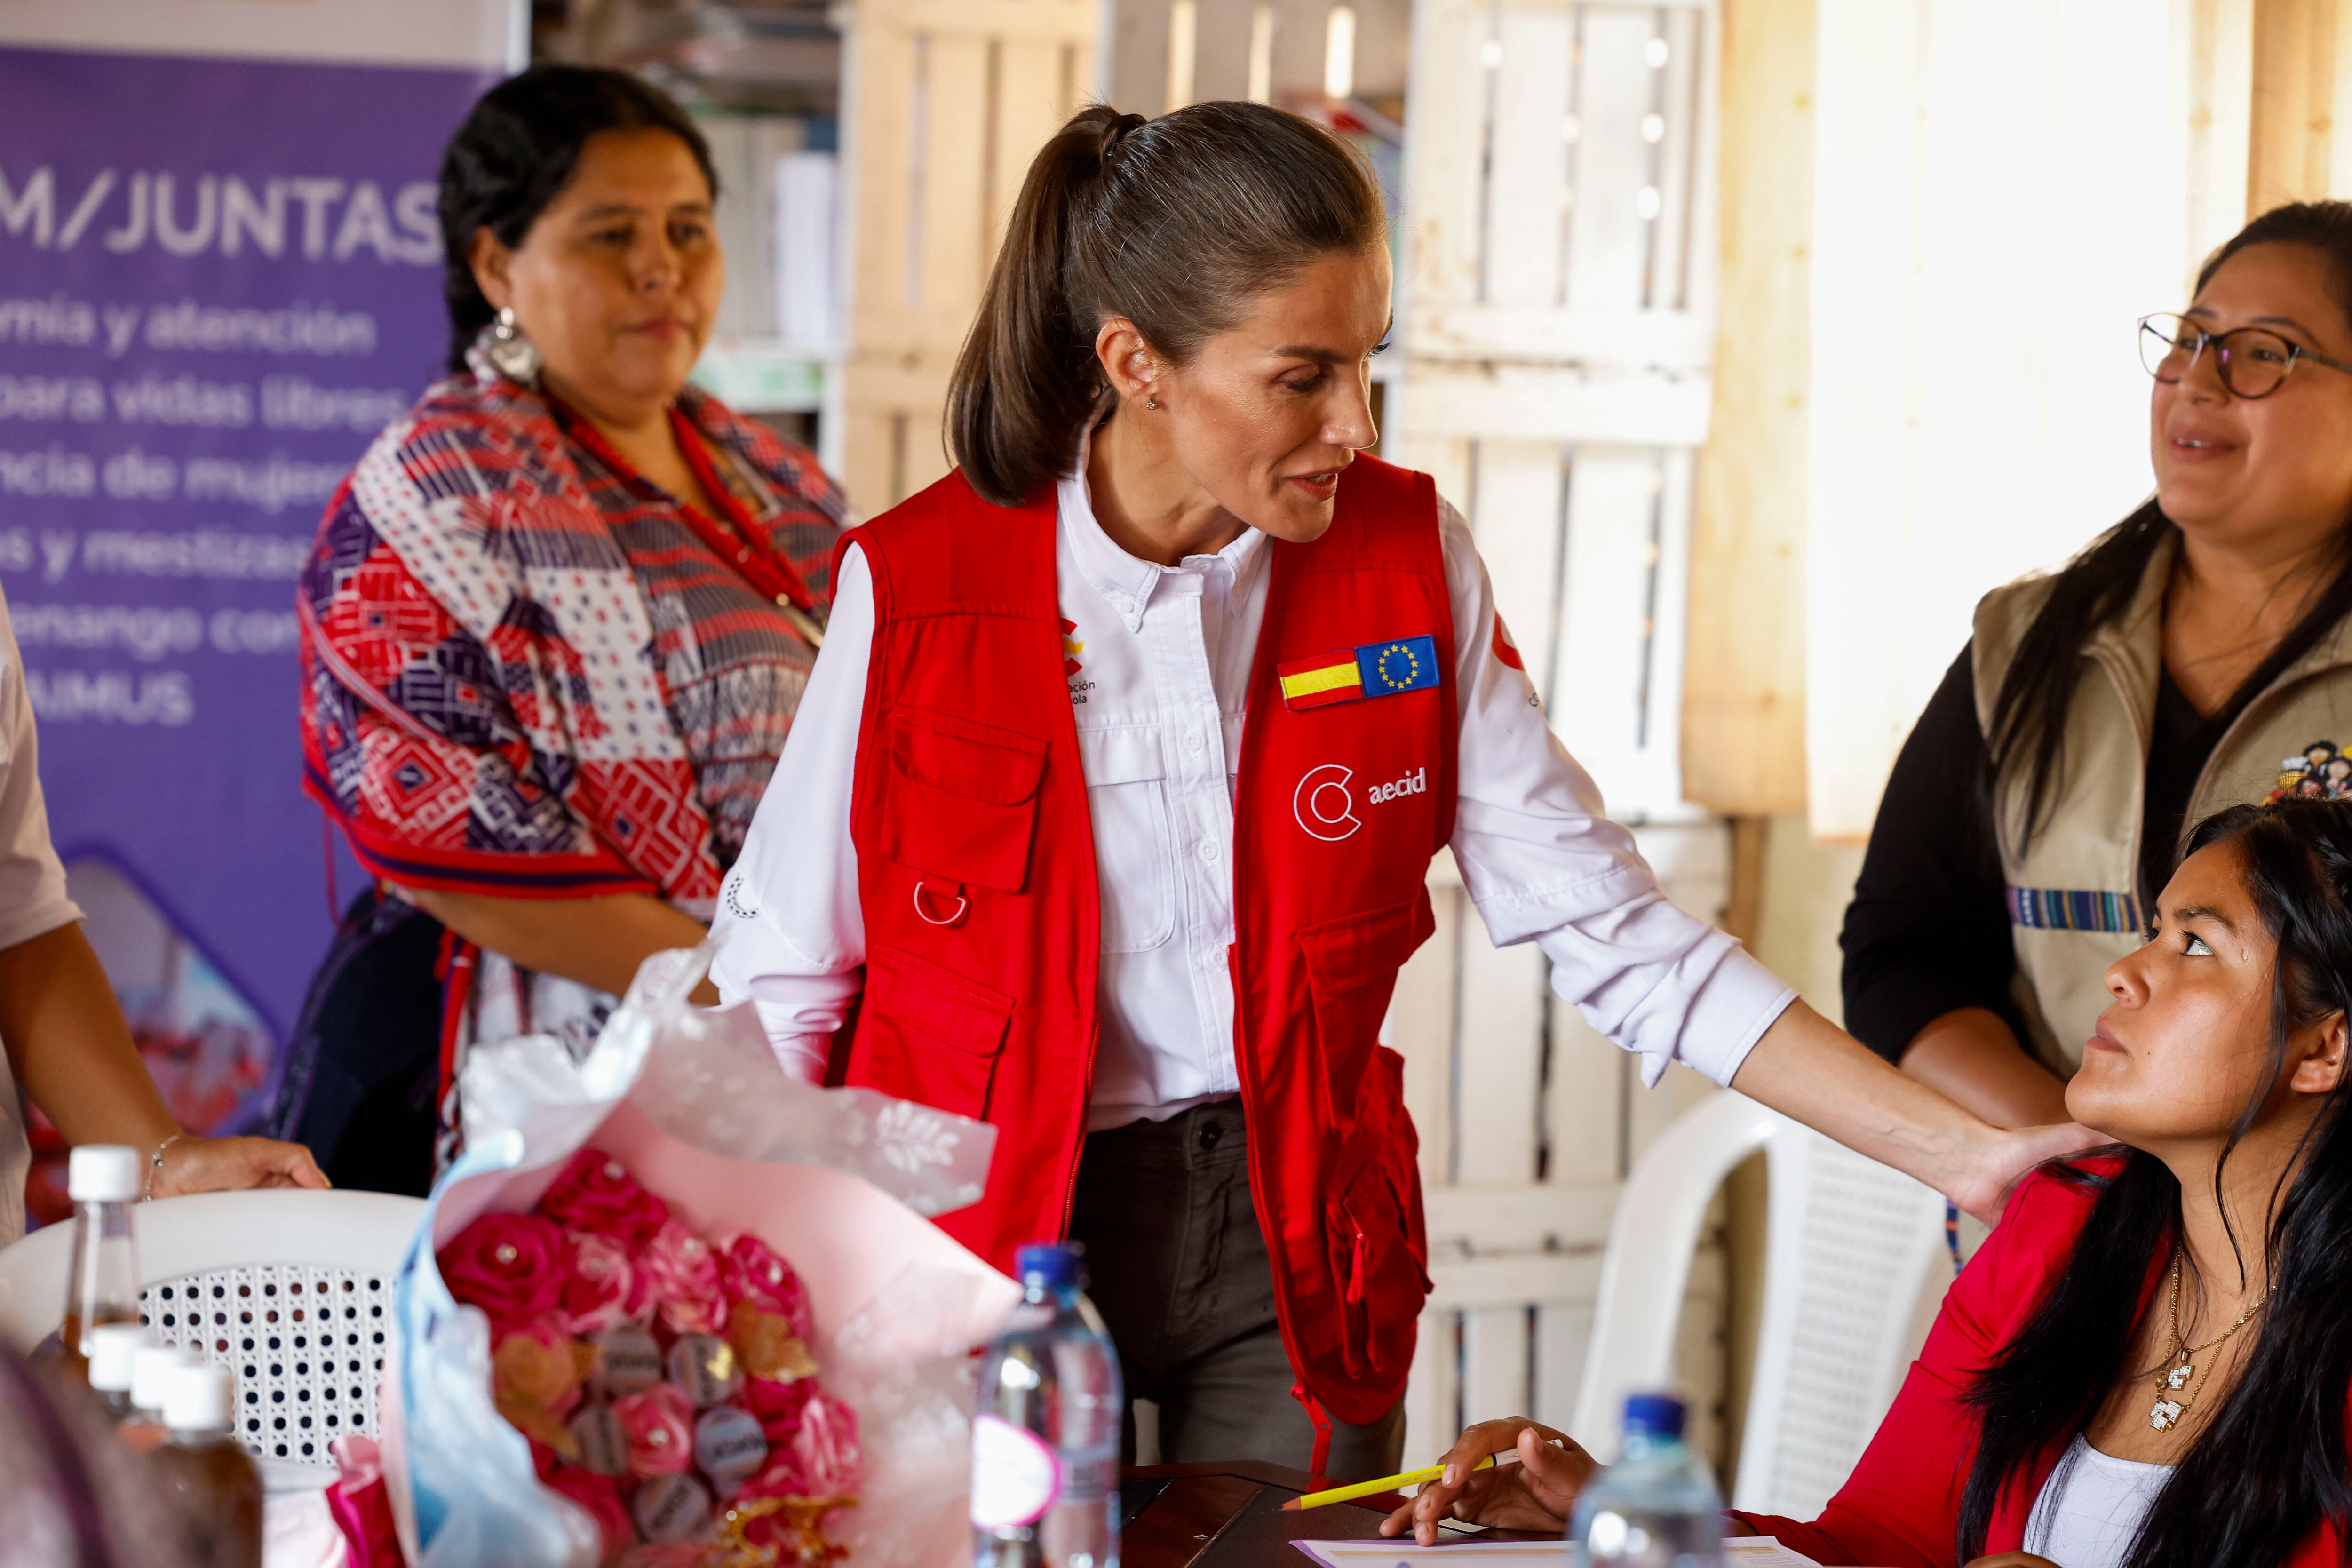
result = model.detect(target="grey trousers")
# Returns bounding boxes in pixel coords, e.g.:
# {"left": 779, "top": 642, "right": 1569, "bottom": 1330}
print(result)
{"left": 1065, "top": 1099, "right": 1407, "bottom": 1483}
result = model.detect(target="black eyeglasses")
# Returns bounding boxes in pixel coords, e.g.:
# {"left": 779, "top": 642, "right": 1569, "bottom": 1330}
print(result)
{"left": 2139, "top": 311, "right": 2352, "bottom": 399}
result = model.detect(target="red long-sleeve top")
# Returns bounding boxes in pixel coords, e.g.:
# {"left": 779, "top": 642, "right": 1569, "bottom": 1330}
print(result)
{"left": 1731, "top": 1160, "right": 2347, "bottom": 1564}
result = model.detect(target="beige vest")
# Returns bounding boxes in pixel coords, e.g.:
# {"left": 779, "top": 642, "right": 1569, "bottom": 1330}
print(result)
{"left": 1974, "top": 535, "right": 2352, "bottom": 1075}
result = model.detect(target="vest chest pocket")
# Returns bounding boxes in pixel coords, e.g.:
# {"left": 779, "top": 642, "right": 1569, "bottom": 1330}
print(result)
{"left": 879, "top": 708, "right": 1047, "bottom": 893}
{"left": 849, "top": 943, "right": 1016, "bottom": 1120}
{"left": 1078, "top": 725, "right": 1174, "bottom": 952}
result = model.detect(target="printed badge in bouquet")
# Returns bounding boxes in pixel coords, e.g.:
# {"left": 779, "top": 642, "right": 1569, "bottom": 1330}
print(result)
{"left": 353, "top": 944, "right": 1022, "bottom": 1568}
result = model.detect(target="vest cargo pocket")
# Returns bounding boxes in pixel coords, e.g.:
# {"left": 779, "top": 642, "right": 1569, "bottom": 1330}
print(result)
{"left": 879, "top": 707, "right": 1048, "bottom": 893}
{"left": 850, "top": 943, "right": 1017, "bottom": 1120}
{"left": 1297, "top": 891, "right": 1438, "bottom": 1127}
{"left": 1323, "top": 1095, "right": 1429, "bottom": 1379}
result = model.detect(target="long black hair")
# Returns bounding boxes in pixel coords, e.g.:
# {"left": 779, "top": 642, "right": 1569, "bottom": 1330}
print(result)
{"left": 946, "top": 102, "right": 1387, "bottom": 506}
{"left": 1956, "top": 796, "right": 2352, "bottom": 1563}
{"left": 1988, "top": 202, "right": 2352, "bottom": 853}
{"left": 435, "top": 65, "right": 718, "bottom": 373}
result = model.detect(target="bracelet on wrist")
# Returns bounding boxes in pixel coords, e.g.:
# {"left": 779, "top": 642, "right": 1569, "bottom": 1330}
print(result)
{"left": 144, "top": 1131, "right": 189, "bottom": 1202}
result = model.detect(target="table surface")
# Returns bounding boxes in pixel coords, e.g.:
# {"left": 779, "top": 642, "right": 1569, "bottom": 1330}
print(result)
{"left": 1119, "top": 1462, "right": 1555, "bottom": 1567}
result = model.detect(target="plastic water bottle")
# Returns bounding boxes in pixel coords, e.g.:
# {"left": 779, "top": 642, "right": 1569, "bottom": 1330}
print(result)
{"left": 59, "top": 1145, "right": 143, "bottom": 1378}
{"left": 971, "top": 1242, "right": 1123, "bottom": 1568}
{"left": 1570, "top": 1393, "right": 1724, "bottom": 1568}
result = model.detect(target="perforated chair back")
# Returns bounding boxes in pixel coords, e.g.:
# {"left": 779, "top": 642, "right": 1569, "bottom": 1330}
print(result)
{"left": 0, "top": 1188, "right": 423, "bottom": 1466}
{"left": 1572, "top": 1093, "right": 1947, "bottom": 1515}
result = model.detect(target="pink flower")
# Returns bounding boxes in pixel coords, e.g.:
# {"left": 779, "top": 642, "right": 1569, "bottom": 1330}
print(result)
{"left": 538, "top": 1148, "right": 669, "bottom": 1247}
{"left": 635, "top": 1219, "right": 728, "bottom": 1337}
{"left": 438, "top": 1211, "right": 568, "bottom": 1328}
{"left": 556, "top": 1232, "right": 645, "bottom": 1337}
{"left": 739, "top": 1375, "right": 817, "bottom": 1445}
{"left": 739, "top": 1388, "right": 860, "bottom": 1501}
{"left": 719, "top": 1235, "right": 813, "bottom": 1338}
{"left": 612, "top": 1383, "right": 695, "bottom": 1479}
{"left": 544, "top": 1466, "right": 632, "bottom": 1559}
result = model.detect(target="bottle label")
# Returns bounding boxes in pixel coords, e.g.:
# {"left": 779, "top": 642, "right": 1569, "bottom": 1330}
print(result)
{"left": 970, "top": 1413, "right": 1065, "bottom": 1528}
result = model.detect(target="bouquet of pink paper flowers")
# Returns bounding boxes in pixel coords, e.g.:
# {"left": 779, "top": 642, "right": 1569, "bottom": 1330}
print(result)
{"left": 437, "top": 1146, "right": 861, "bottom": 1566}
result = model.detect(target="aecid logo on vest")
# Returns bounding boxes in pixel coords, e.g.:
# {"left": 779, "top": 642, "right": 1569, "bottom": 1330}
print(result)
{"left": 1292, "top": 763, "right": 1426, "bottom": 841}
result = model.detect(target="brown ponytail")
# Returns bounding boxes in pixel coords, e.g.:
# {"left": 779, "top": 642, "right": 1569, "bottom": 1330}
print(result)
{"left": 946, "top": 102, "right": 1387, "bottom": 507}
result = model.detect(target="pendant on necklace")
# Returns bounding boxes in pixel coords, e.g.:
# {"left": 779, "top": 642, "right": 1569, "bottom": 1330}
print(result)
{"left": 2149, "top": 1397, "right": 2185, "bottom": 1430}
{"left": 2150, "top": 1356, "right": 2193, "bottom": 1429}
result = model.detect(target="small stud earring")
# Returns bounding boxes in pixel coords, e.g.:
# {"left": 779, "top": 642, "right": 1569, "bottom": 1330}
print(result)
{"left": 1145, "top": 395, "right": 1160, "bottom": 411}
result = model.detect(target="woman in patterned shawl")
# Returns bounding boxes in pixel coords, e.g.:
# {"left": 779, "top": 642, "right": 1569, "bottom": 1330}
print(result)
{"left": 279, "top": 67, "right": 847, "bottom": 1192}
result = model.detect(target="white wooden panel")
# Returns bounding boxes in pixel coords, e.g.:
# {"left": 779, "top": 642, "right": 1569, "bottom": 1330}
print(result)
{"left": 1404, "top": 0, "right": 1491, "bottom": 316}
{"left": 1450, "top": 929, "right": 1547, "bottom": 1185}
{"left": 1403, "top": 1307, "right": 1461, "bottom": 1468}
{"left": 1551, "top": 446, "right": 1663, "bottom": 801}
{"left": 1468, "top": 440, "right": 1566, "bottom": 700}
{"left": 1534, "top": 1300, "right": 1594, "bottom": 1431}
{"left": 1482, "top": 8, "right": 1575, "bottom": 308}
{"left": 1545, "top": 1013, "right": 1625, "bottom": 1186}
{"left": 1389, "top": 881, "right": 1462, "bottom": 1187}
{"left": 1646, "top": 5, "right": 1705, "bottom": 312}
{"left": 1421, "top": 1184, "right": 1616, "bottom": 1251}
{"left": 1428, "top": 1250, "right": 1604, "bottom": 1311}
{"left": 1410, "top": 304, "right": 1713, "bottom": 369}
{"left": 1462, "top": 1308, "right": 1532, "bottom": 1425}
{"left": 1394, "top": 366, "right": 1713, "bottom": 446}
{"left": 1565, "top": 7, "right": 1658, "bottom": 310}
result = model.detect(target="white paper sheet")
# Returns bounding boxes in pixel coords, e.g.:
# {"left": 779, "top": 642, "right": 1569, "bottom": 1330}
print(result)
{"left": 1290, "top": 1534, "right": 1824, "bottom": 1566}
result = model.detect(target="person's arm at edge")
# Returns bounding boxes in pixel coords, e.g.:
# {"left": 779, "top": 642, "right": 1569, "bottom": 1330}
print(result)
{"left": 1731, "top": 1000, "right": 2094, "bottom": 1222}
{"left": 397, "top": 887, "right": 720, "bottom": 1006}
{"left": 1431, "top": 507, "right": 2092, "bottom": 1218}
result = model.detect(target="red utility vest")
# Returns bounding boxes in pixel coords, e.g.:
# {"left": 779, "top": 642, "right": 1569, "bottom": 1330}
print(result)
{"left": 835, "top": 455, "right": 1455, "bottom": 1428}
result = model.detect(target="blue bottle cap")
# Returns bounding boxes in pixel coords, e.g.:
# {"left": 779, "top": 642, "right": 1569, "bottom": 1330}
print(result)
{"left": 1016, "top": 1241, "right": 1086, "bottom": 1288}
{"left": 1621, "top": 1392, "right": 1686, "bottom": 1440}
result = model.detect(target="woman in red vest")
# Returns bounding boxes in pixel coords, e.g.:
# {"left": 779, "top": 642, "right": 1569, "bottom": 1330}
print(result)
{"left": 1392, "top": 797, "right": 2352, "bottom": 1568}
{"left": 709, "top": 102, "right": 2089, "bottom": 1481}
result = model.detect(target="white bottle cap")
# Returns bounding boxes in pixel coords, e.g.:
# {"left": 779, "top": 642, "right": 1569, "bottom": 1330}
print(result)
{"left": 68, "top": 1145, "right": 143, "bottom": 1203}
{"left": 85, "top": 1324, "right": 151, "bottom": 1392}
{"left": 131, "top": 1344, "right": 199, "bottom": 1413}
{"left": 161, "top": 1362, "right": 235, "bottom": 1433}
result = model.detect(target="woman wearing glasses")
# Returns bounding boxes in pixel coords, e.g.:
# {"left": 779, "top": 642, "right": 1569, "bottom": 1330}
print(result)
{"left": 1841, "top": 201, "right": 2352, "bottom": 1129}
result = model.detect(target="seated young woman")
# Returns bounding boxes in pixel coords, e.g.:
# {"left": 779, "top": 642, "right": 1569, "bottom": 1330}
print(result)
{"left": 1389, "top": 795, "right": 2352, "bottom": 1567}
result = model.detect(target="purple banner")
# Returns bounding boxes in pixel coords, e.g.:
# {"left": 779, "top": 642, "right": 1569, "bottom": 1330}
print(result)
{"left": 0, "top": 47, "right": 495, "bottom": 1064}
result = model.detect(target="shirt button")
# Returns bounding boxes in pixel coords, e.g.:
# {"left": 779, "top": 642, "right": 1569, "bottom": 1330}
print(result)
{"left": 1200, "top": 840, "right": 1221, "bottom": 863}
{"left": 1185, "top": 731, "right": 1205, "bottom": 754}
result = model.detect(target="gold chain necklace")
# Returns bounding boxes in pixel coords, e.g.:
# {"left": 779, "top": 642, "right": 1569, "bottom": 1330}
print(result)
{"left": 2148, "top": 1254, "right": 2266, "bottom": 1431}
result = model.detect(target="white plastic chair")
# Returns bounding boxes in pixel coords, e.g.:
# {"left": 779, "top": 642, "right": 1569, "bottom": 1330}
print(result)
{"left": 1571, "top": 1091, "right": 1950, "bottom": 1517}
{"left": 0, "top": 1188, "right": 425, "bottom": 1467}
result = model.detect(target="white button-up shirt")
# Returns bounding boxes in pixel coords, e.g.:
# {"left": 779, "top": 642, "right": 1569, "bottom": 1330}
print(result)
{"left": 711, "top": 462, "right": 1796, "bottom": 1128}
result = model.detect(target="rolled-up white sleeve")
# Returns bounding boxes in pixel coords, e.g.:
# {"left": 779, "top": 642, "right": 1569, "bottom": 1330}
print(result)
{"left": 1438, "top": 502, "right": 1795, "bottom": 1088}
{"left": 707, "top": 547, "right": 873, "bottom": 1081}
{"left": 0, "top": 589, "right": 82, "bottom": 954}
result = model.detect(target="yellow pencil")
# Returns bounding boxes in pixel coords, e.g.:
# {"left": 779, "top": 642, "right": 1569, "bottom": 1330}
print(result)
{"left": 1280, "top": 1452, "right": 1504, "bottom": 1511}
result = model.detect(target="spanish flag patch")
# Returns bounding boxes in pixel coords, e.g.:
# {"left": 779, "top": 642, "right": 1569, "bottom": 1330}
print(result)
{"left": 1278, "top": 635, "right": 1441, "bottom": 711}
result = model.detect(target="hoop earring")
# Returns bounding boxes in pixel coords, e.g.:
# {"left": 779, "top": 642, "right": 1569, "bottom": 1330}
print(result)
{"left": 482, "top": 305, "right": 542, "bottom": 386}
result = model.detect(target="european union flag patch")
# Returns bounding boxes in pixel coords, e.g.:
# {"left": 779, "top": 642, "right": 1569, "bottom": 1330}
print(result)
{"left": 1279, "top": 635, "right": 1440, "bottom": 710}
